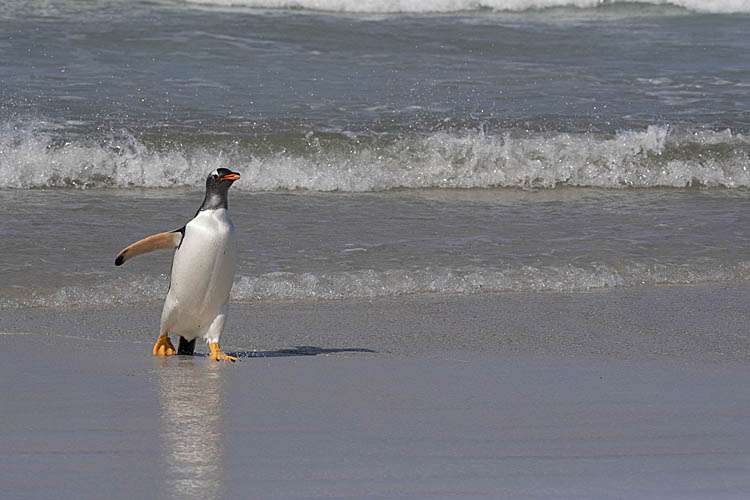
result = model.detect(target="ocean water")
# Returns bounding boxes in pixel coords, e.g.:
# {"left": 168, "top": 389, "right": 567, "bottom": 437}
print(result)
{"left": 1, "top": 0, "right": 749, "bottom": 309}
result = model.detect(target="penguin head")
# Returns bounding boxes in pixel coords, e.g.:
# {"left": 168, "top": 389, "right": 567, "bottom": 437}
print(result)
{"left": 199, "top": 168, "right": 241, "bottom": 211}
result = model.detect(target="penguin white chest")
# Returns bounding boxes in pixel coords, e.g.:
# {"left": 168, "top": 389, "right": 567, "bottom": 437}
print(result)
{"left": 161, "top": 208, "right": 237, "bottom": 339}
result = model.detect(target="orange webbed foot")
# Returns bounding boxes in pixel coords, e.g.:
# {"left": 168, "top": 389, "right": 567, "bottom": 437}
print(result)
{"left": 153, "top": 334, "right": 176, "bottom": 356}
{"left": 209, "top": 343, "right": 237, "bottom": 362}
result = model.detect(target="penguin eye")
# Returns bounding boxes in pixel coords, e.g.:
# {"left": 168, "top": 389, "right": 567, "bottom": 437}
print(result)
{"left": 212, "top": 173, "right": 219, "bottom": 180}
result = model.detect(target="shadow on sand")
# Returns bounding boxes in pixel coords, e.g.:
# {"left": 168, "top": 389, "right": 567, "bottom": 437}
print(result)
{"left": 235, "top": 346, "right": 377, "bottom": 358}
{"left": 186, "top": 345, "right": 377, "bottom": 359}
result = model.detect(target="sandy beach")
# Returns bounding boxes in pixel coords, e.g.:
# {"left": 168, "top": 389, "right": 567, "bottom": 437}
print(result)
{"left": 2, "top": 284, "right": 750, "bottom": 499}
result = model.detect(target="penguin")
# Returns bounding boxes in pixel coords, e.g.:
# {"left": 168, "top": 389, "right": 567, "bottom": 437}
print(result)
{"left": 115, "top": 168, "right": 241, "bottom": 361}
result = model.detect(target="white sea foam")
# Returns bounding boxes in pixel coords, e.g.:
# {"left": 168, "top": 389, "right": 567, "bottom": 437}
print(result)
{"left": 0, "top": 275, "right": 170, "bottom": 310}
{"left": 4, "top": 262, "right": 750, "bottom": 309}
{"left": 229, "top": 261, "right": 750, "bottom": 300}
{"left": 1, "top": 120, "right": 748, "bottom": 191}
{"left": 0, "top": 122, "right": 211, "bottom": 189}
{"left": 181, "top": 0, "right": 750, "bottom": 14}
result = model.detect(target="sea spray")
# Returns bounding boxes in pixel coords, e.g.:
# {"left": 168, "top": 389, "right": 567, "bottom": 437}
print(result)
{"left": 2, "top": 121, "right": 749, "bottom": 191}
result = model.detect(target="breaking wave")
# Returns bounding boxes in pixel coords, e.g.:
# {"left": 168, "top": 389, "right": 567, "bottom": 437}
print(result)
{"left": 1, "top": 120, "right": 749, "bottom": 191}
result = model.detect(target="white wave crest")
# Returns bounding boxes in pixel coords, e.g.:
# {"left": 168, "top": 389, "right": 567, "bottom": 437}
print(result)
{"left": 0, "top": 122, "right": 214, "bottom": 189}
{"left": 1, "top": 120, "right": 748, "bottom": 191}
{"left": 182, "top": 0, "right": 750, "bottom": 14}
{"left": 277, "top": 125, "right": 747, "bottom": 191}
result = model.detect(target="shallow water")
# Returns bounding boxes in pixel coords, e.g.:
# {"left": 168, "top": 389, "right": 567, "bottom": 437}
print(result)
{"left": 2, "top": 0, "right": 750, "bottom": 307}
{"left": 2, "top": 187, "right": 750, "bottom": 307}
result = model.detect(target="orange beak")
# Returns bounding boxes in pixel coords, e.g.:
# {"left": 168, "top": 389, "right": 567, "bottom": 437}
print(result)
{"left": 220, "top": 173, "right": 240, "bottom": 181}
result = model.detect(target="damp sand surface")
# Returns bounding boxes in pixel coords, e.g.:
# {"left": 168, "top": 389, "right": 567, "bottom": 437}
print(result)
{"left": 2, "top": 284, "right": 750, "bottom": 499}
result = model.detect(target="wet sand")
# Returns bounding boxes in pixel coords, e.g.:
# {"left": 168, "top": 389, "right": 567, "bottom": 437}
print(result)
{"left": 2, "top": 284, "right": 750, "bottom": 499}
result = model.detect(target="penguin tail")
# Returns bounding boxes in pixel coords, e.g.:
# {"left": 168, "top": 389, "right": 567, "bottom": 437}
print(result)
{"left": 177, "top": 336, "right": 196, "bottom": 355}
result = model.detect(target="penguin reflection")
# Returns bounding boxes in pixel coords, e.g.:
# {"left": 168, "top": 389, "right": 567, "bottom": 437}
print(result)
{"left": 156, "top": 357, "right": 227, "bottom": 500}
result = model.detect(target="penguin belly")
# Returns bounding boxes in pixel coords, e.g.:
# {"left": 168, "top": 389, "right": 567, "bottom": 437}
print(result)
{"left": 160, "top": 209, "right": 236, "bottom": 344}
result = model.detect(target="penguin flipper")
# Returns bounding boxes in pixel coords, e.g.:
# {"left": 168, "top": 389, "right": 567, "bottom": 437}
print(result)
{"left": 115, "top": 228, "right": 184, "bottom": 266}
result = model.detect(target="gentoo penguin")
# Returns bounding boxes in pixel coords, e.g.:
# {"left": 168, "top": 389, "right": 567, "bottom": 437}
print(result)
{"left": 115, "top": 168, "right": 241, "bottom": 361}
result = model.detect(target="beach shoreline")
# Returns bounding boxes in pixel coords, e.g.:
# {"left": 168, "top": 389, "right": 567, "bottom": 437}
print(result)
{"left": 2, "top": 284, "right": 750, "bottom": 498}
{"left": 3, "top": 283, "right": 749, "bottom": 363}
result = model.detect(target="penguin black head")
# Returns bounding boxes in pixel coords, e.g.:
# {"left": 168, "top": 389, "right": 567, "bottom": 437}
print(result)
{"left": 199, "top": 168, "right": 241, "bottom": 211}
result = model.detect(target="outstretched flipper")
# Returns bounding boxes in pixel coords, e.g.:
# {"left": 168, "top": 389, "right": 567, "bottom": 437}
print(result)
{"left": 115, "top": 228, "right": 184, "bottom": 266}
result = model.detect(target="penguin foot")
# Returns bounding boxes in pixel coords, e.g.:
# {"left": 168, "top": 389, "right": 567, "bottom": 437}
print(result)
{"left": 153, "top": 334, "right": 176, "bottom": 356}
{"left": 209, "top": 342, "right": 237, "bottom": 362}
